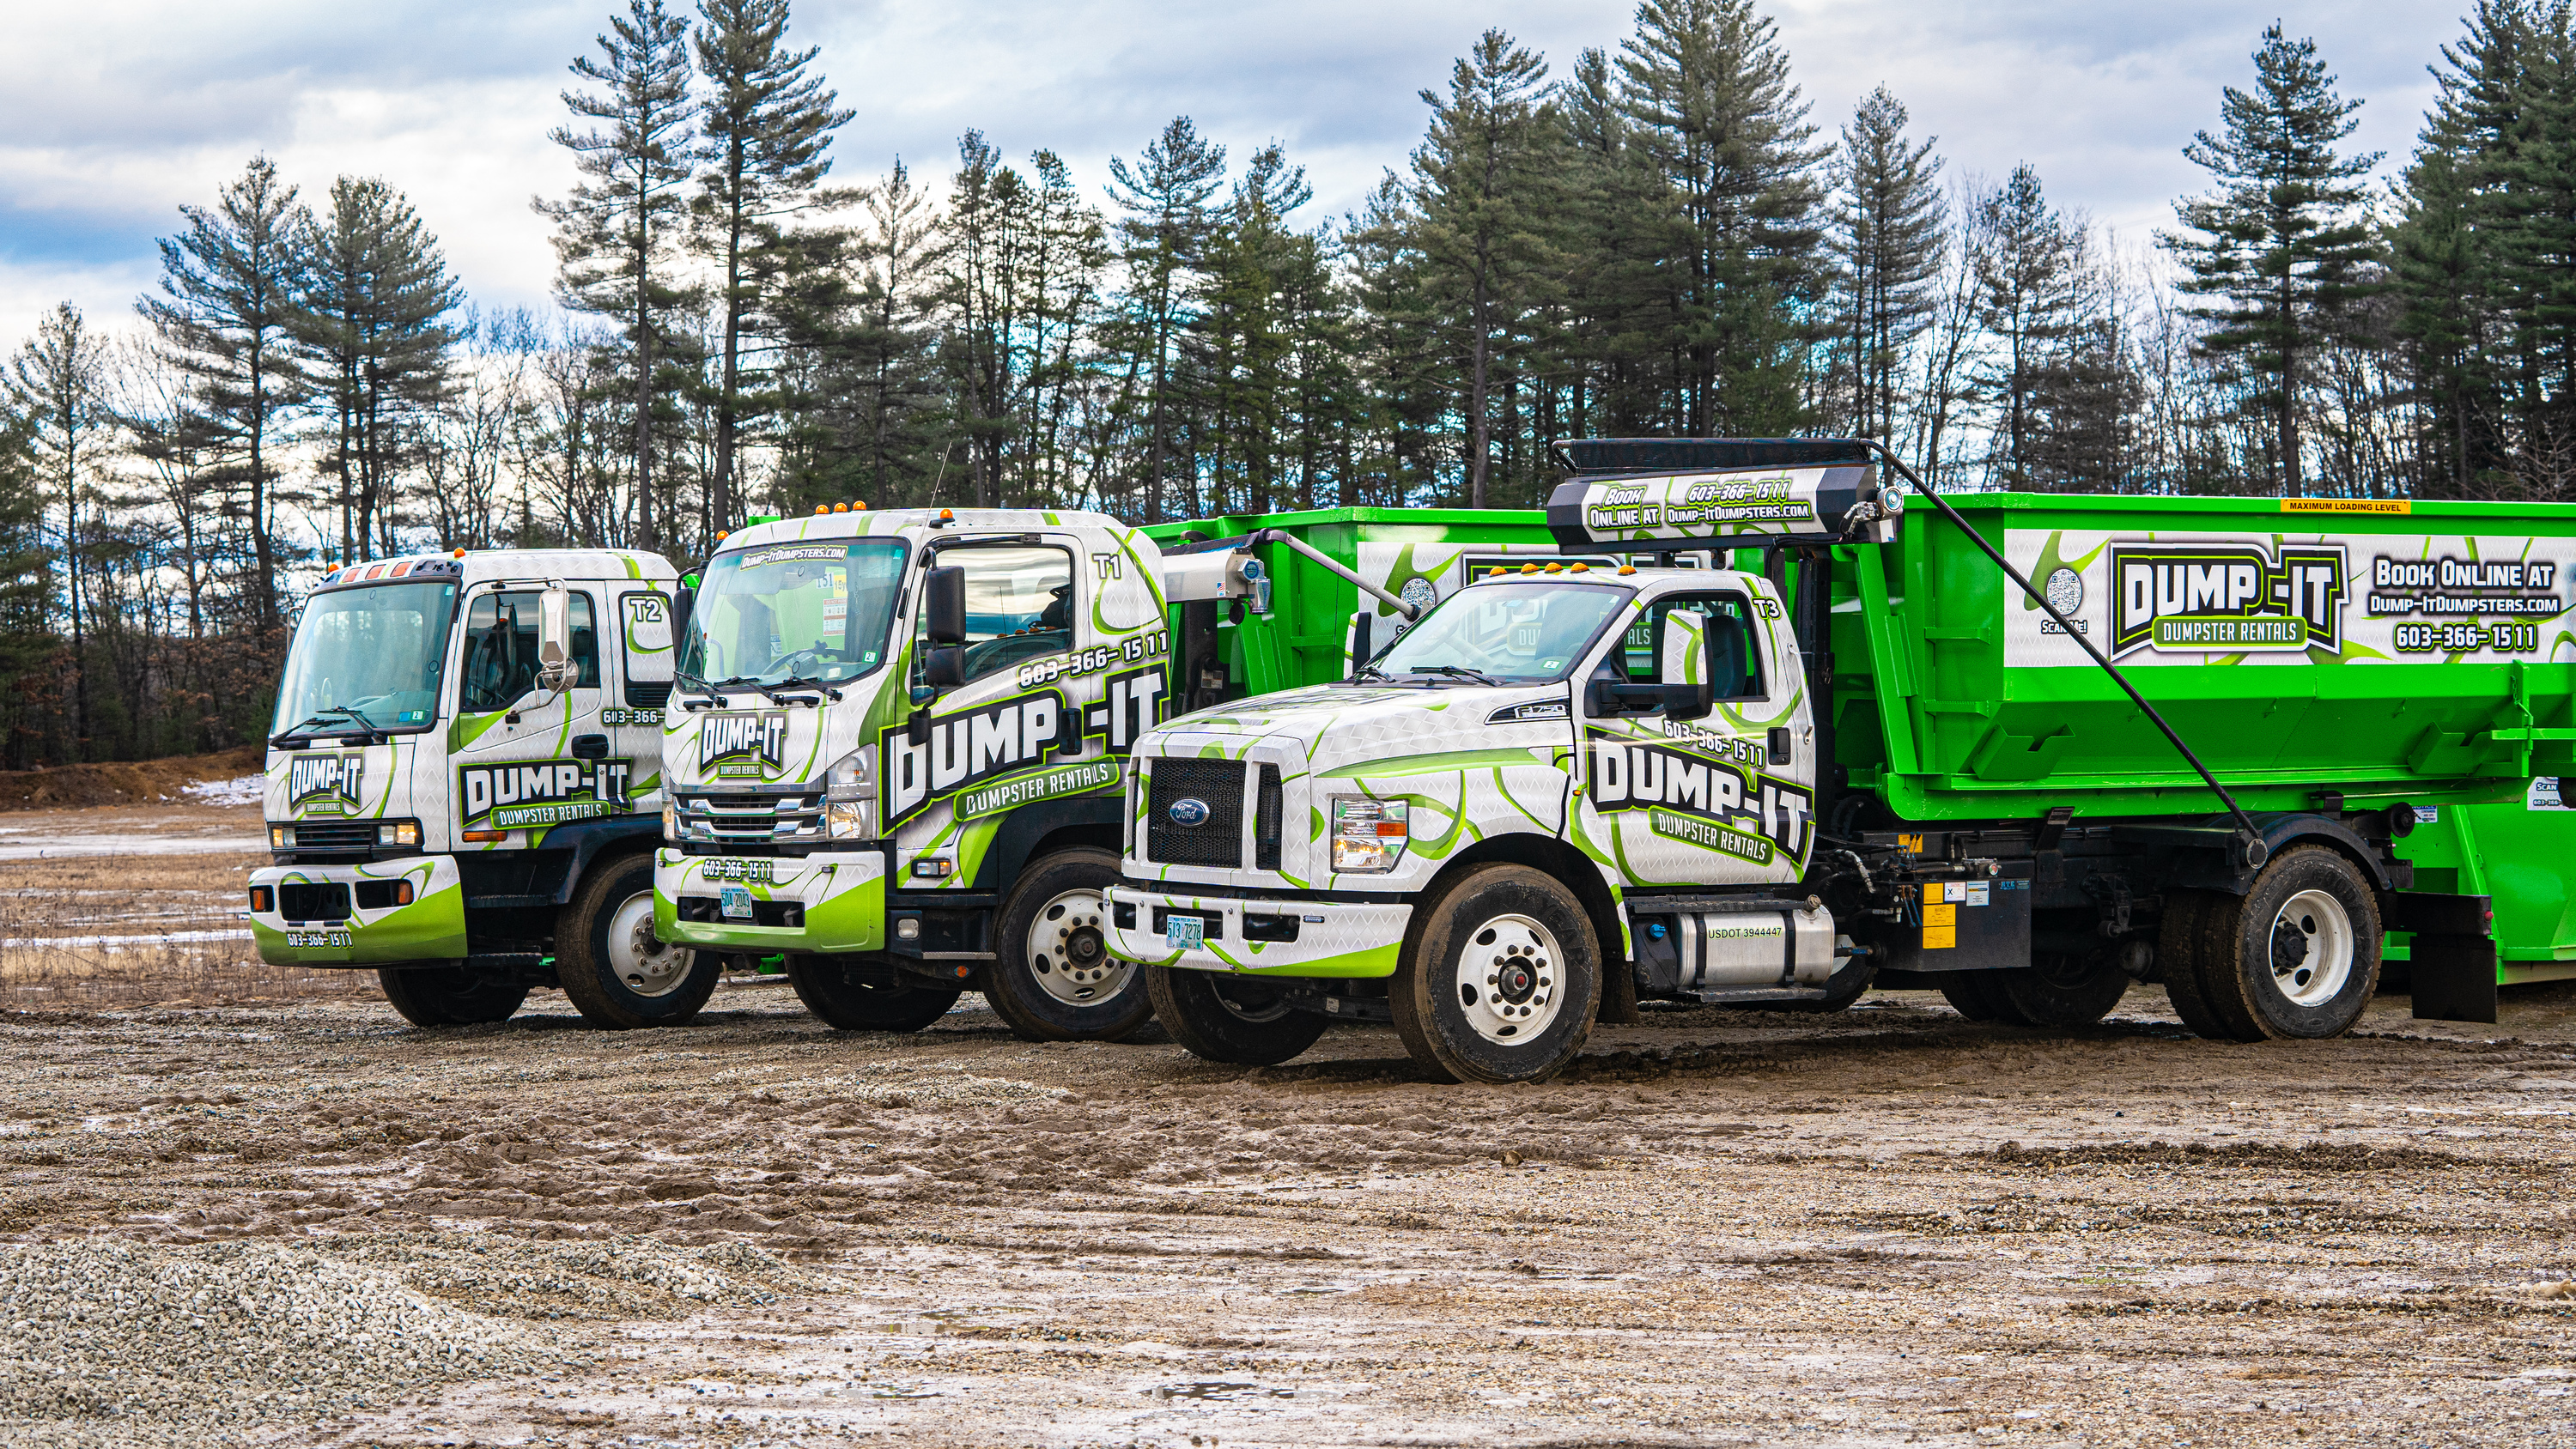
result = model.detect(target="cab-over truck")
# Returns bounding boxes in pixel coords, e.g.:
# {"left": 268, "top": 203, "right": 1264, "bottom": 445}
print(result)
{"left": 249, "top": 549, "right": 702, "bottom": 1028}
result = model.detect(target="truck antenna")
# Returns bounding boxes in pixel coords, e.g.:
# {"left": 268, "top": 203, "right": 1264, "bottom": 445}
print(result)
{"left": 1858, "top": 441, "right": 2269, "bottom": 864}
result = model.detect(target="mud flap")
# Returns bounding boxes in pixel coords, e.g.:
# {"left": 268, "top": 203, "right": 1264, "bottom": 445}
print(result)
{"left": 2387, "top": 892, "right": 2498, "bottom": 1026}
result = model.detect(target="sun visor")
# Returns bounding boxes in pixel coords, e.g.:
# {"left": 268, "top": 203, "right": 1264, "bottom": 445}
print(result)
{"left": 1546, "top": 463, "right": 1887, "bottom": 549}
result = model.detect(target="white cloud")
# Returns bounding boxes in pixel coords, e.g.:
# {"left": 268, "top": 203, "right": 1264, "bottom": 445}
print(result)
{"left": 0, "top": 0, "right": 2481, "bottom": 349}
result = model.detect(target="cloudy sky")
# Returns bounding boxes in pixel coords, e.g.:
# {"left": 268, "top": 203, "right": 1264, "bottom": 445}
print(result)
{"left": 0, "top": 0, "right": 2473, "bottom": 348}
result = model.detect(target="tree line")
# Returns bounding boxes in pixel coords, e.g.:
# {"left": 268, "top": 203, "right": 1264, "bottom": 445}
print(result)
{"left": 0, "top": 0, "right": 2568, "bottom": 765}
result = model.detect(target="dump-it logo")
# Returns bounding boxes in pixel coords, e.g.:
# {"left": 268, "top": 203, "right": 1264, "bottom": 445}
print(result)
{"left": 2112, "top": 542, "right": 2345, "bottom": 656}
{"left": 879, "top": 688, "right": 1072, "bottom": 828}
{"left": 459, "top": 758, "right": 633, "bottom": 830}
{"left": 699, "top": 712, "right": 788, "bottom": 774}
{"left": 289, "top": 754, "right": 364, "bottom": 813}
{"left": 1584, "top": 731, "right": 1811, "bottom": 865}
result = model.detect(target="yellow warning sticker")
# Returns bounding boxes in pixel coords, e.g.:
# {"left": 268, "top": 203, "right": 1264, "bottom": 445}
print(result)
{"left": 1923, "top": 902, "right": 1957, "bottom": 927}
{"left": 2281, "top": 497, "right": 2410, "bottom": 515}
{"left": 1923, "top": 880, "right": 1947, "bottom": 903}
{"left": 1899, "top": 834, "right": 1925, "bottom": 853}
{"left": 1923, "top": 925, "right": 1957, "bottom": 949}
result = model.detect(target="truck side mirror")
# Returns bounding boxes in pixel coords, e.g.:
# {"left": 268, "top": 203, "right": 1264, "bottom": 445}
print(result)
{"left": 923, "top": 646, "right": 966, "bottom": 688}
{"left": 671, "top": 585, "right": 694, "bottom": 653}
{"left": 536, "top": 585, "right": 577, "bottom": 695}
{"left": 925, "top": 564, "right": 967, "bottom": 646}
{"left": 1346, "top": 610, "right": 1373, "bottom": 677}
{"left": 1664, "top": 682, "right": 1713, "bottom": 722}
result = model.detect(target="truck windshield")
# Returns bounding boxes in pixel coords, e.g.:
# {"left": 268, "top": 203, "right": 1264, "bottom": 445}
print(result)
{"left": 271, "top": 579, "right": 460, "bottom": 737}
{"left": 678, "top": 539, "right": 908, "bottom": 688}
{"left": 1371, "top": 582, "right": 1629, "bottom": 684}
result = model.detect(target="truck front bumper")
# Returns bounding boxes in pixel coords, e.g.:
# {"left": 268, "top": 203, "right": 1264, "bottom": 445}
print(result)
{"left": 247, "top": 856, "right": 467, "bottom": 967}
{"left": 1103, "top": 883, "right": 1408, "bottom": 977}
{"left": 656, "top": 848, "right": 888, "bottom": 953}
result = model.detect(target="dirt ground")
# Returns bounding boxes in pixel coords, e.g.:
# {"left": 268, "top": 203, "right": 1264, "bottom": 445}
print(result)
{"left": 2, "top": 802, "right": 2573, "bottom": 1447}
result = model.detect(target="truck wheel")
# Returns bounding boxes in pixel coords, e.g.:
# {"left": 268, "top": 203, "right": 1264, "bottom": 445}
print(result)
{"left": 985, "top": 848, "right": 1152, "bottom": 1043}
{"left": 1992, "top": 952, "right": 2130, "bottom": 1028}
{"left": 1144, "top": 966, "right": 1328, "bottom": 1065}
{"left": 2159, "top": 892, "right": 2234, "bottom": 1039}
{"left": 1391, "top": 865, "right": 1601, "bottom": 1084}
{"left": 376, "top": 967, "right": 526, "bottom": 1028}
{"left": 1938, "top": 973, "right": 2008, "bottom": 1021}
{"left": 556, "top": 855, "right": 720, "bottom": 1029}
{"left": 787, "top": 955, "right": 963, "bottom": 1032}
{"left": 2190, "top": 846, "right": 2382, "bottom": 1041}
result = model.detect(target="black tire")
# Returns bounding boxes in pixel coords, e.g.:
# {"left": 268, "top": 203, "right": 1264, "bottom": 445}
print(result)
{"left": 556, "top": 854, "right": 719, "bottom": 1029}
{"left": 1939, "top": 972, "right": 2009, "bottom": 1021}
{"left": 984, "top": 847, "right": 1153, "bottom": 1043}
{"left": 1786, "top": 952, "right": 1876, "bottom": 1013}
{"left": 787, "top": 954, "right": 963, "bottom": 1032}
{"left": 1391, "top": 864, "right": 1601, "bottom": 1084}
{"left": 2159, "top": 891, "right": 2234, "bottom": 1038}
{"left": 1145, "top": 966, "right": 1328, "bottom": 1065}
{"left": 377, "top": 967, "right": 526, "bottom": 1028}
{"left": 1991, "top": 951, "right": 2130, "bottom": 1028}
{"left": 2190, "top": 846, "right": 2382, "bottom": 1041}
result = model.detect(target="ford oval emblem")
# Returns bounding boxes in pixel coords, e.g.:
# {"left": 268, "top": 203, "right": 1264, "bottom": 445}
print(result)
{"left": 1168, "top": 797, "right": 1212, "bottom": 828}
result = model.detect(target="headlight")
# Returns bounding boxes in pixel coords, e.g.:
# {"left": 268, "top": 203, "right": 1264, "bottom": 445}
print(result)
{"left": 1330, "top": 795, "right": 1407, "bottom": 873}
{"left": 270, "top": 825, "right": 295, "bottom": 849}
{"left": 826, "top": 747, "right": 874, "bottom": 839}
{"left": 376, "top": 821, "right": 420, "bottom": 847}
{"left": 662, "top": 802, "right": 679, "bottom": 841}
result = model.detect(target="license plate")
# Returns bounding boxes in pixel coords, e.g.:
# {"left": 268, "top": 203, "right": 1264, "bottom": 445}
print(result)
{"left": 287, "top": 931, "right": 352, "bottom": 949}
{"left": 1165, "top": 914, "right": 1205, "bottom": 949}
{"left": 720, "top": 885, "right": 756, "bottom": 920}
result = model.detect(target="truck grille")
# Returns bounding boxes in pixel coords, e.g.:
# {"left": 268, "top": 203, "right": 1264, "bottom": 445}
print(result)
{"left": 1146, "top": 759, "right": 1245, "bottom": 869}
{"left": 1255, "top": 765, "right": 1283, "bottom": 870}
{"left": 673, "top": 792, "right": 826, "bottom": 847}
{"left": 287, "top": 820, "right": 377, "bottom": 851}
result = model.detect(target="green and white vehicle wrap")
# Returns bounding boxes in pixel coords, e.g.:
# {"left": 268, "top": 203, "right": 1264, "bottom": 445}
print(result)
{"left": 654, "top": 507, "right": 1185, "bottom": 1040}
{"left": 1113, "top": 438, "right": 2576, "bottom": 1083}
{"left": 250, "top": 549, "right": 706, "bottom": 1029}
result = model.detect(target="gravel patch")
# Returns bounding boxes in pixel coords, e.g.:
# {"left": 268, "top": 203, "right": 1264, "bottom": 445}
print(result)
{"left": 0, "top": 1238, "right": 576, "bottom": 1446}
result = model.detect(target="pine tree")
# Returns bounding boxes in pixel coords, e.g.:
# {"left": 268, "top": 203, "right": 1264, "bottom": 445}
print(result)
{"left": 1558, "top": 45, "right": 1678, "bottom": 436}
{"left": 2161, "top": 23, "right": 2381, "bottom": 496}
{"left": 691, "top": 0, "right": 850, "bottom": 529}
{"left": 1971, "top": 165, "right": 2081, "bottom": 484}
{"left": 1106, "top": 117, "right": 1227, "bottom": 521}
{"left": 1618, "top": 0, "right": 1829, "bottom": 435}
{"left": 0, "top": 409, "right": 56, "bottom": 767}
{"left": 1830, "top": 87, "right": 1946, "bottom": 445}
{"left": 1413, "top": 28, "right": 1563, "bottom": 506}
{"left": 137, "top": 156, "right": 307, "bottom": 634}
{"left": 4, "top": 304, "right": 111, "bottom": 749}
{"left": 538, "top": 0, "right": 696, "bottom": 552}
{"left": 296, "top": 177, "right": 462, "bottom": 561}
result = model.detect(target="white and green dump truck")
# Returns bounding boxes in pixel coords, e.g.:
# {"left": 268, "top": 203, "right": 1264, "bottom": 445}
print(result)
{"left": 1107, "top": 438, "right": 2576, "bottom": 1082}
{"left": 248, "top": 549, "right": 698, "bottom": 1027}
{"left": 652, "top": 503, "right": 1578, "bottom": 1039}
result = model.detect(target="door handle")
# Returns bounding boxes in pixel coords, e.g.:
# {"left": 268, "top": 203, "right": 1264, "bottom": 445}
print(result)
{"left": 571, "top": 734, "right": 611, "bottom": 761}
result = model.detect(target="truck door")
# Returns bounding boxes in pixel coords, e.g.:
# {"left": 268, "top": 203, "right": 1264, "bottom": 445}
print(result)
{"left": 1574, "top": 585, "right": 1812, "bottom": 889}
{"left": 889, "top": 541, "right": 1103, "bottom": 879}
{"left": 608, "top": 588, "right": 677, "bottom": 802}
{"left": 449, "top": 586, "right": 622, "bottom": 841}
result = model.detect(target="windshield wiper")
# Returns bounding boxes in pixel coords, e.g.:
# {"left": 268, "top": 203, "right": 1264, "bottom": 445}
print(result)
{"left": 1410, "top": 664, "right": 1504, "bottom": 688}
{"left": 769, "top": 674, "right": 845, "bottom": 703}
{"left": 276, "top": 706, "right": 378, "bottom": 739}
{"left": 1350, "top": 663, "right": 1395, "bottom": 684}
{"left": 709, "top": 676, "right": 789, "bottom": 707}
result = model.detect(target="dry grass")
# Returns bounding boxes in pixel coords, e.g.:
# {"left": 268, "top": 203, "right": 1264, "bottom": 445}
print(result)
{"left": 0, "top": 798, "right": 377, "bottom": 1009}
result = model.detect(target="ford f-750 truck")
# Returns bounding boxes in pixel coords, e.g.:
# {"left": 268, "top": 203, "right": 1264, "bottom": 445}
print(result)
{"left": 1107, "top": 439, "right": 2573, "bottom": 1082}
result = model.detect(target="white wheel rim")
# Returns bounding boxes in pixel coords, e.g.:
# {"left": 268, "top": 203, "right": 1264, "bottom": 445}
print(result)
{"left": 2270, "top": 888, "right": 2354, "bottom": 1007}
{"left": 1027, "top": 888, "right": 1131, "bottom": 1008}
{"left": 1457, "top": 912, "right": 1565, "bottom": 1044}
{"left": 608, "top": 890, "right": 692, "bottom": 997}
